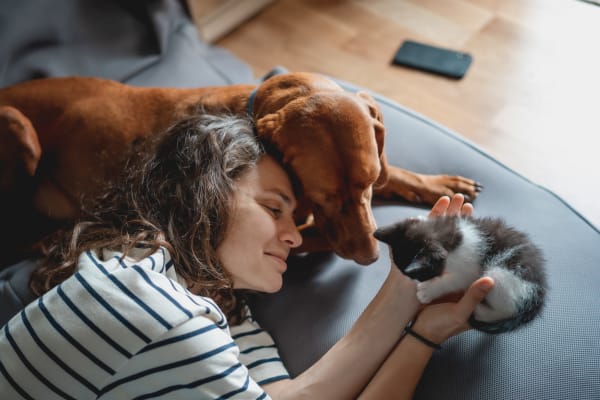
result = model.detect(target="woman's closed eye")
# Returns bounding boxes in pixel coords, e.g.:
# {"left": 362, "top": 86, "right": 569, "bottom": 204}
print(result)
{"left": 258, "top": 189, "right": 296, "bottom": 219}
{"left": 263, "top": 204, "right": 282, "bottom": 218}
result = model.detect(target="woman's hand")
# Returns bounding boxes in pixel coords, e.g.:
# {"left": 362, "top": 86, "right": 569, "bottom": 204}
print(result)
{"left": 411, "top": 277, "right": 494, "bottom": 344}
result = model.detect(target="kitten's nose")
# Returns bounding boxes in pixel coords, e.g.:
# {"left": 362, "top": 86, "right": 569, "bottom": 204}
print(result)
{"left": 373, "top": 228, "right": 390, "bottom": 243}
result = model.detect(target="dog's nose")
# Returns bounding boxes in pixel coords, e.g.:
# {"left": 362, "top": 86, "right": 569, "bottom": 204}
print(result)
{"left": 353, "top": 252, "right": 379, "bottom": 266}
{"left": 334, "top": 236, "right": 380, "bottom": 265}
{"left": 341, "top": 244, "right": 379, "bottom": 265}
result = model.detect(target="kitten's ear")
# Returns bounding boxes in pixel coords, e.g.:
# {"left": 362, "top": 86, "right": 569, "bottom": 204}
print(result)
{"left": 374, "top": 218, "right": 420, "bottom": 244}
{"left": 423, "top": 242, "right": 449, "bottom": 275}
{"left": 405, "top": 242, "right": 448, "bottom": 279}
{"left": 429, "top": 242, "right": 449, "bottom": 264}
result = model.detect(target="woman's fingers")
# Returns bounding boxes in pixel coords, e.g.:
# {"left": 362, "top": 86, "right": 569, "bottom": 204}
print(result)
{"left": 446, "top": 193, "right": 468, "bottom": 215}
{"left": 460, "top": 202, "right": 473, "bottom": 217}
{"left": 428, "top": 194, "right": 473, "bottom": 218}
{"left": 428, "top": 196, "right": 450, "bottom": 217}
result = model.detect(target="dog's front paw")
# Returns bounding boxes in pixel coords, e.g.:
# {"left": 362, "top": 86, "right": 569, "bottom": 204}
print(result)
{"left": 416, "top": 281, "right": 436, "bottom": 304}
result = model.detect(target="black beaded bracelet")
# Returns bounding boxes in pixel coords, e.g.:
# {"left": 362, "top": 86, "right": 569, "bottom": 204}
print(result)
{"left": 404, "top": 321, "right": 442, "bottom": 350}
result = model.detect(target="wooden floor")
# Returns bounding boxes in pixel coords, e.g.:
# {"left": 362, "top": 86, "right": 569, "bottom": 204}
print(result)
{"left": 217, "top": 0, "right": 600, "bottom": 228}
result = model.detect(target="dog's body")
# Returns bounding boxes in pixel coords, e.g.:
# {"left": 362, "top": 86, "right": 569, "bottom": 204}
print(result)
{"left": 0, "top": 72, "right": 480, "bottom": 265}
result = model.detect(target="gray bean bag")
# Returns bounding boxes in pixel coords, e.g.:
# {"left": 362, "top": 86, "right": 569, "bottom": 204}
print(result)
{"left": 1, "top": 1, "right": 599, "bottom": 399}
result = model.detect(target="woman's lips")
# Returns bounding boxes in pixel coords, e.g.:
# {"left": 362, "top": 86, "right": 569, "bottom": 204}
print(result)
{"left": 266, "top": 252, "right": 288, "bottom": 272}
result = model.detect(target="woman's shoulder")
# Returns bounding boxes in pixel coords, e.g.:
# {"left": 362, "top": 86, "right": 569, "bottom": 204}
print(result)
{"left": 71, "top": 247, "right": 228, "bottom": 328}
{"left": 78, "top": 247, "right": 174, "bottom": 277}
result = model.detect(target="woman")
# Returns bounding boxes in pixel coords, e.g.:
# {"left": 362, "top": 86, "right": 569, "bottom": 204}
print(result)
{"left": 0, "top": 113, "right": 492, "bottom": 399}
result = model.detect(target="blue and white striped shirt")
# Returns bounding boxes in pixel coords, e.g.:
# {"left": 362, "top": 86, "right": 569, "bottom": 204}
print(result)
{"left": 0, "top": 247, "right": 289, "bottom": 399}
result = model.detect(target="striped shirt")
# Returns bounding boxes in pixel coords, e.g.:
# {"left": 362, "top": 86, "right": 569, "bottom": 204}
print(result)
{"left": 0, "top": 247, "right": 289, "bottom": 399}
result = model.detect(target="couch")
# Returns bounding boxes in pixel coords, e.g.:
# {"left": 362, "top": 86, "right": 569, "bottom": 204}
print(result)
{"left": 1, "top": 1, "right": 599, "bottom": 398}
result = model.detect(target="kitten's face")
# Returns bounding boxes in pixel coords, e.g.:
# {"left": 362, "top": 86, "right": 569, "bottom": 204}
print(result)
{"left": 374, "top": 217, "right": 448, "bottom": 281}
{"left": 374, "top": 218, "right": 423, "bottom": 268}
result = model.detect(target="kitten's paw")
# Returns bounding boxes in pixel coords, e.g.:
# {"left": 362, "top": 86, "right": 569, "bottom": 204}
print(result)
{"left": 416, "top": 281, "right": 436, "bottom": 304}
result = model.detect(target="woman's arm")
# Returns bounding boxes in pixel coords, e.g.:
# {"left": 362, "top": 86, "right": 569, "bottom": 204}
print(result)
{"left": 264, "top": 194, "right": 485, "bottom": 399}
{"left": 358, "top": 276, "right": 494, "bottom": 399}
{"left": 264, "top": 266, "right": 420, "bottom": 399}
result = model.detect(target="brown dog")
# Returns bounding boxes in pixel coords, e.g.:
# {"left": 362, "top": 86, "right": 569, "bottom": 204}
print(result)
{"left": 0, "top": 72, "right": 480, "bottom": 265}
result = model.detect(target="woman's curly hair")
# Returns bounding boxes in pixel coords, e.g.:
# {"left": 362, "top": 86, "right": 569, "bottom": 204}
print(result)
{"left": 30, "top": 113, "right": 264, "bottom": 323}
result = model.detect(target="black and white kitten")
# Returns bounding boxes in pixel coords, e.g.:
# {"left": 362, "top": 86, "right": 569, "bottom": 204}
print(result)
{"left": 374, "top": 215, "right": 547, "bottom": 333}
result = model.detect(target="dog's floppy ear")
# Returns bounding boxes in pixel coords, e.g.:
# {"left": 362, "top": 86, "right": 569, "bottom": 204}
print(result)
{"left": 255, "top": 109, "right": 300, "bottom": 155}
{"left": 356, "top": 91, "right": 388, "bottom": 188}
{"left": 255, "top": 97, "right": 307, "bottom": 157}
{"left": 0, "top": 106, "right": 42, "bottom": 188}
{"left": 255, "top": 111, "right": 283, "bottom": 139}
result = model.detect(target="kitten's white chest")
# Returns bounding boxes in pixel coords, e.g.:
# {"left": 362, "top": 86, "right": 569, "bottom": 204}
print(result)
{"left": 445, "top": 220, "right": 485, "bottom": 285}
{"left": 416, "top": 220, "right": 485, "bottom": 303}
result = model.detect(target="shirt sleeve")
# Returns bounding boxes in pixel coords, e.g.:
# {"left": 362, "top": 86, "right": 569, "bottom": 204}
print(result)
{"left": 98, "top": 314, "right": 272, "bottom": 400}
{"left": 230, "top": 315, "right": 290, "bottom": 386}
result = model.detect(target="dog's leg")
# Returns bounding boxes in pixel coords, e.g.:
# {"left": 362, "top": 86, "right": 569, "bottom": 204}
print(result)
{"left": 0, "top": 106, "right": 42, "bottom": 190}
{"left": 373, "top": 165, "right": 482, "bottom": 204}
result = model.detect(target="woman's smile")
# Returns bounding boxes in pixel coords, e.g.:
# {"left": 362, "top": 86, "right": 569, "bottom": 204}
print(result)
{"left": 265, "top": 251, "right": 288, "bottom": 272}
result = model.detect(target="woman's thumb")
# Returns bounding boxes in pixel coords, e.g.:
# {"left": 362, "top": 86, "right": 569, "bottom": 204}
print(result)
{"left": 457, "top": 277, "right": 495, "bottom": 316}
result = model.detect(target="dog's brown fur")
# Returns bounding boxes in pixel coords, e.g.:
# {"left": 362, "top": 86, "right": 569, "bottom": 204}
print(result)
{"left": 0, "top": 72, "right": 479, "bottom": 265}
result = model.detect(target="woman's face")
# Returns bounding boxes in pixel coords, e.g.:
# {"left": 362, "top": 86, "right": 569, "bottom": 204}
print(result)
{"left": 217, "top": 155, "right": 302, "bottom": 293}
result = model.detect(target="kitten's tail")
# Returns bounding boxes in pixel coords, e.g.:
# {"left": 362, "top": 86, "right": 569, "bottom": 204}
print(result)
{"left": 470, "top": 267, "right": 546, "bottom": 334}
{"left": 469, "top": 295, "right": 545, "bottom": 334}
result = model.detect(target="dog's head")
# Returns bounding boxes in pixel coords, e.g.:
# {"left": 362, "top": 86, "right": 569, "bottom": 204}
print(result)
{"left": 253, "top": 73, "right": 388, "bottom": 265}
{"left": 0, "top": 106, "right": 42, "bottom": 190}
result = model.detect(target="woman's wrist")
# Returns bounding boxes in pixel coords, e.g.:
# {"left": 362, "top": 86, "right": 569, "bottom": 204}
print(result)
{"left": 410, "top": 314, "right": 446, "bottom": 345}
{"left": 403, "top": 321, "right": 441, "bottom": 350}
{"left": 385, "top": 266, "right": 417, "bottom": 293}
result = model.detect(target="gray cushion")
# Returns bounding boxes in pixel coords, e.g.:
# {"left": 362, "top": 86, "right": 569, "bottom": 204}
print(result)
{"left": 0, "top": 0, "right": 253, "bottom": 88}
{"left": 0, "top": 260, "right": 38, "bottom": 326}
{"left": 249, "top": 79, "right": 600, "bottom": 399}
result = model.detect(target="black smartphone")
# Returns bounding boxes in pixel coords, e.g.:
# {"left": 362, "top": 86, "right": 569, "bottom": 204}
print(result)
{"left": 391, "top": 40, "right": 473, "bottom": 79}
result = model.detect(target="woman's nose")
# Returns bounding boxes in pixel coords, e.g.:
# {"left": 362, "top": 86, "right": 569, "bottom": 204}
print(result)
{"left": 280, "top": 218, "right": 303, "bottom": 248}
